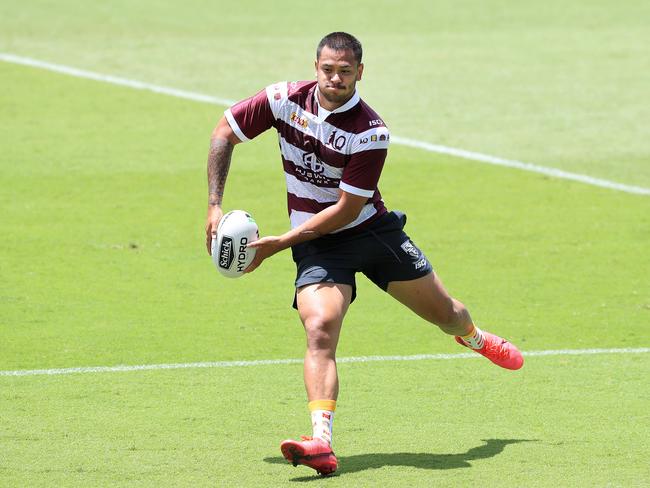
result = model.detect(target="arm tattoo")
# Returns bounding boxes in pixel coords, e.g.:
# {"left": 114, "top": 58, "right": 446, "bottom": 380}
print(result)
{"left": 207, "top": 138, "right": 233, "bottom": 206}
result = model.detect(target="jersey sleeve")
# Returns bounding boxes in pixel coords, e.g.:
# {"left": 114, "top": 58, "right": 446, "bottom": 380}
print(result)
{"left": 339, "top": 127, "right": 390, "bottom": 198}
{"left": 224, "top": 88, "right": 275, "bottom": 142}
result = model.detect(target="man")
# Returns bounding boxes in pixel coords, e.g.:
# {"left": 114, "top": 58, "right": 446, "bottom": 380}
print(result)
{"left": 205, "top": 32, "right": 523, "bottom": 477}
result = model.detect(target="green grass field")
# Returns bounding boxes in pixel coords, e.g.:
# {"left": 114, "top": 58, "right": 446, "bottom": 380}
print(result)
{"left": 1, "top": 1, "right": 649, "bottom": 486}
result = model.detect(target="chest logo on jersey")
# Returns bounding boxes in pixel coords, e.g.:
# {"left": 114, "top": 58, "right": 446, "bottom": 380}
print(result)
{"left": 326, "top": 130, "right": 347, "bottom": 151}
{"left": 294, "top": 152, "right": 338, "bottom": 186}
{"left": 290, "top": 112, "right": 309, "bottom": 129}
{"left": 302, "top": 152, "right": 325, "bottom": 174}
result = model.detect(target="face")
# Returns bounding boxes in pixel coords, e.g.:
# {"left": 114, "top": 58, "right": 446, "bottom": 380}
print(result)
{"left": 315, "top": 46, "right": 364, "bottom": 108}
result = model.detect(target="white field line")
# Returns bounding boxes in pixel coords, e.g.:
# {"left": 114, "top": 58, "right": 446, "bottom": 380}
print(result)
{"left": 2, "top": 52, "right": 649, "bottom": 196}
{"left": 390, "top": 136, "right": 650, "bottom": 196}
{"left": 0, "top": 52, "right": 236, "bottom": 106}
{"left": 1, "top": 347, "right": 648, "bottom": 377}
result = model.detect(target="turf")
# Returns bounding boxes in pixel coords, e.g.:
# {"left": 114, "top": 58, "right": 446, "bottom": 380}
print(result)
{"left": 1, "top": 0, "right": 649, "bottom": 186}
{"left": 1, "top": 1, "right": 650, "bottom": 486}
{"left": 2, "top": 356, "right": 649, "bottom": 486}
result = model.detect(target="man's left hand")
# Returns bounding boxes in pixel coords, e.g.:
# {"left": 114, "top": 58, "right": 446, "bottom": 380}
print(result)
{"left": 245, "top": 236, "right": 284, "bottom": 273}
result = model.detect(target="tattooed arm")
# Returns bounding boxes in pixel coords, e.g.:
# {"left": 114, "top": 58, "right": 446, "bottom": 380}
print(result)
{"left": 205, "top": 116, "right": 242, "bottom": 255}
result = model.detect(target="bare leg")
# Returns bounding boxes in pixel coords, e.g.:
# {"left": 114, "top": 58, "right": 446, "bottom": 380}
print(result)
{"left": 387, "top": 272, "right": 474, "bottom": 336}
{"left": 387, "top": 272, "right": 524, "bottom": 370}
{"left": 296, "top": 283, "right": 353, "bottom": 401}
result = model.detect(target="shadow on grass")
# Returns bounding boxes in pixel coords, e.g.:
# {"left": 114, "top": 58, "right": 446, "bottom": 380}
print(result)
{"left": 264, "top": 438, "right": 536, "bottom": 481}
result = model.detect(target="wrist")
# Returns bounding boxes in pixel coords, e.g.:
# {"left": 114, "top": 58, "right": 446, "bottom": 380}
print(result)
{"left": 208, "top": 194, "right": 223, "bottom": 207}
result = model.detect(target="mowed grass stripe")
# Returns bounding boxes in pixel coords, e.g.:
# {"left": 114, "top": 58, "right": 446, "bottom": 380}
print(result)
{"left": 2, "top": 347, "right": 648, "bottom": 377}
{"left": 2, "top": 351, "right": 648, "bottom": 487}
{"left": 2, "top": 52, "right": 648, "bottom": 196}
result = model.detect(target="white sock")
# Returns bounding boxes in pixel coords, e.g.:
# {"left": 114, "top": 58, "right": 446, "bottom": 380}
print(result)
{"left": 311, "top": 409, "right": 334, "bottom": 446}
{"left": 460, "top": 325, "right": 485, "bottom": 349}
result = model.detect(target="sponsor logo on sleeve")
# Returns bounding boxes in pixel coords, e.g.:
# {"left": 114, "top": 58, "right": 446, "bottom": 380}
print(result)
{"left": 370, "top": 134, "right": 378, "bottom": 142}
{"left": 272, "top": 83, "right": 283, "bottom": 101}
{"left": 379, "top": 134, "right": 387, "bottom": 141}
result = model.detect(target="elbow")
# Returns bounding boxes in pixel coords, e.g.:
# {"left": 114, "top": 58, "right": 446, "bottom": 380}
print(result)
{"left": 212, "top": 116, "right": 241, "bottom": 146}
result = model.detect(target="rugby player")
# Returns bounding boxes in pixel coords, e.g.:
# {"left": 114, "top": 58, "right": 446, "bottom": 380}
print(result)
{"left": 205, "top": 32, "right": 524, "bottom": 476}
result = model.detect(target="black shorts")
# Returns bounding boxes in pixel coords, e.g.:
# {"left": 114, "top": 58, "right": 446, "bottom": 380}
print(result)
{"left": 291, "top": 210, "right": 433, "bottom": 308}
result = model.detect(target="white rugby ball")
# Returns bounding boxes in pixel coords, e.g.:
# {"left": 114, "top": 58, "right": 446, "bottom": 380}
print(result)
{"left": 211, "top": 210, "right": 259, "bottom": 278}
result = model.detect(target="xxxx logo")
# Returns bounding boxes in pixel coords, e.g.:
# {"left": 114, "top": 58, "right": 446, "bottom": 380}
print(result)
{"left": 290, "top": 112, "right": 308, "bottom": 129}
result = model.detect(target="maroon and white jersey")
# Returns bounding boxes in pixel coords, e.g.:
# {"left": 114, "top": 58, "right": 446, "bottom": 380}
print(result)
{"left": 224, "top": 81, "right": 389, "bottom": 233}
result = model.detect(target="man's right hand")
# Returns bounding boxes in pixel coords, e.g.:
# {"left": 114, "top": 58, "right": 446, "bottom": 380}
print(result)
{"left": 205, "top": 205, "right": 224, "bottom": 255}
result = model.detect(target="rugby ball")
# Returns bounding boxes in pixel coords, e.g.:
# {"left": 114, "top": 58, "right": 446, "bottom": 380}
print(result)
{"left": 211, "top": 210, "right": 259, "bottom": 278}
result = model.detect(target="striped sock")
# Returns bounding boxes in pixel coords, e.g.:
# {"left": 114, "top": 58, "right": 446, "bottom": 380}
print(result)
{"left": 308, "top": 399, "right": 336, "bottom": 446}
{"left": 460, "top": 325, "right": 485, "bottom": 350}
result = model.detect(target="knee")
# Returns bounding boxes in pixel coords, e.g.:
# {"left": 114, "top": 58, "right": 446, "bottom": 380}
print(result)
{"left": 303, "top": 315, "right": 338, "bottom": 353}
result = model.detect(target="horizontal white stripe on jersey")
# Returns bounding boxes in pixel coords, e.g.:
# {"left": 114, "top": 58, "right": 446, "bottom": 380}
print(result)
{"left": 289, "top": 203, "right": 377, "bottom": 231}
{"left": 278, "top": 99, "right": 391, "bottom": 155}
{"left": 285, "top": 173, "right": 339, "bottom": 203}
{"left": 279, "top": 136, "right": 344, "bottom": 179}
{"left": 276, "top": 100, "right": 355, "bottom": 155}
{"left": 349, "top": 126, "right": 390, "bottom": 153}
{"left": 339, "top": 181, "right": 375, "bottom": 198}
{"left": 332, "top": 203, "right": 378, "bottom": 232}
{"left": 289, "top": 210, "right": 315, "bottom": 229}
{"left": 224, "top": 108, "right": 250, "bottom": 142}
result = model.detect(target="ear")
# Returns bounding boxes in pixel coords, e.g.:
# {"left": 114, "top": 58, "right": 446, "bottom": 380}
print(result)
{"left": 357, "top": 63, "right": 364, "bottom": 81}
{"left": 314, "top": 59, "right": 319, "bottom": 76}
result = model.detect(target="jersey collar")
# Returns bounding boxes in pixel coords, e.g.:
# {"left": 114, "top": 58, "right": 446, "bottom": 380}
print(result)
{"left": 314, "top": 86, "right": 360, "bottom": 115}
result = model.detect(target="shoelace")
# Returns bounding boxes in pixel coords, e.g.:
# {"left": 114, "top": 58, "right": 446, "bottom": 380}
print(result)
{"left": 300, "top": 435, "right": 314, "bottom": 441}
{"left": 483, "top": 338, "right": 510, "bottom": 359}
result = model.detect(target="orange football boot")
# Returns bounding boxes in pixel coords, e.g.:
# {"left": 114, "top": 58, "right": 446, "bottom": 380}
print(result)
{"left": 280, "top": 436, "right": 337, "bottom": 476}
{"left": 455, "top": 331, "right": 524, "bottom": 370}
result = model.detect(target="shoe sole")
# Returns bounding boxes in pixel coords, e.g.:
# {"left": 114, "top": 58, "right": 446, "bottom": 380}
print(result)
{"left": 280, "top": 441, "right": 337, "bottom": 476}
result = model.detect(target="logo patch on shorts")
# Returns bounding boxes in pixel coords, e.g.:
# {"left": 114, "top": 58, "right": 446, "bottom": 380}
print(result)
{"left": 400, "top": 240, "right": 420, "bottom": 258}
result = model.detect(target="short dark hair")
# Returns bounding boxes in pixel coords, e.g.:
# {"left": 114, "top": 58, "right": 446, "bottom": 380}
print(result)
{"left": 316, "top": 32, "right": 363, "bottom": 64}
